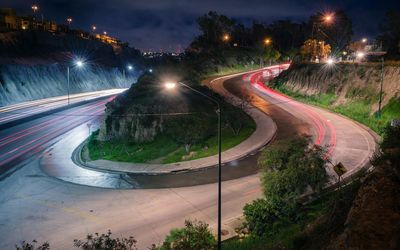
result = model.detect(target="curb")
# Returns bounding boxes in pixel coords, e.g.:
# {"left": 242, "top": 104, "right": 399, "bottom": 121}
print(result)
{"left": 74, "top": 72, "right": 277, "bottom": 176}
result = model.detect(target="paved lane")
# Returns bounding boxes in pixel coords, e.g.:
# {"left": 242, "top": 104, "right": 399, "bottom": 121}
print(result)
{"left": 0, "top": 65, "right": 377, "bottom": 249}
{"left": 0, "top": 89, "right": 125, "bottom": 126}
{"left": 0, "top": 96, "right": 115, "bottom": 178}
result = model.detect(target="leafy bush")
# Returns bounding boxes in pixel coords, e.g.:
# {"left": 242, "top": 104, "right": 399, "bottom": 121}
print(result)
{"left": 15, "top": 240, "right": 50, "bottom": 250}
{"left": 159, "top": 220, "right": 216, "bottom": 250}
{"left": 371, "top": 123, "right": 400, "bottom": 168}
{"left": 244, "top": 136, "right": 329, "bottom": 236}
{"left": 73, "top": 230, "right": 138, "bottom": 250}
{"left": 243, "top": 199, "right": 283, "bottom": 236}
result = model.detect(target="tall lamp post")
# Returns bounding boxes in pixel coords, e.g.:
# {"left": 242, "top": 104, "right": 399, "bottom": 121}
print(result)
{"left": 122, "top": 65, "right": 134, "bottom": 83}
{"left": 164, "top": 81, "right": 223, "bottom": 250}
{"left": 378, "top": 57, "right": 385, "bottom": 117}
{"left": 67, "top": 60, "right": 85, "bottom": 105}
{"left": 311, "top": 13, "right": 334, "bottom": 39}
{"left": 263, "top": 38, "right": 272, "bottom": 66}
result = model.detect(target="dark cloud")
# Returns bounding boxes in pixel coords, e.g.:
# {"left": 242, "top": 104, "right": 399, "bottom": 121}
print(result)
{"left": 2, "top": 0, "right": 400, "bottom": 51}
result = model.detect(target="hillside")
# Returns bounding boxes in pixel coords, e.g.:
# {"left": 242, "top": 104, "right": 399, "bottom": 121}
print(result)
{"left": 0, "top": 30, "right": 144, "bottom": 106}
{"left": 270, "top": 63, "right": 400, "bottom": 132}
{"left": 88, "top": 73, "right": 256, "bottom": 164}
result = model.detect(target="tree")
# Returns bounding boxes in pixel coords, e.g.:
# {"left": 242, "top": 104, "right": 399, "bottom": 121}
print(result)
{"left": 301, "top": 39, "right": 331, "bottom": 61}
{"left": 15, "top": 240, "right": 50, "bottom": 250}
{"left": 189, "top": 11, "right": 235, "bottom": 51}
{"left": 73, "top": 230, "right": 138, "bottom": 250}
{"left": 259, "top": 136, "right": 328, "bottom": 197}
{"left": 378, "top": 11, "right": 400, "bottom": 59}
{"left": 268, "top": 20, "right": 308, "bottom": 56}
{"left": 244, "top": 136, "right": 329, "bottom": 236}
{"left": 159, "top": 220, "right": 216, "bottom": 250}
{"left": 165, "top": 115, "right": 213, "bottom": 153}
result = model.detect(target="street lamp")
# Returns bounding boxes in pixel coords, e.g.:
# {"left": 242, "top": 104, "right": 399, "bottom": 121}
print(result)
{"left": 378, "top": 57, "right": 385, "bottom": 117}
{"left": 67, "top": 59, "right": 85, "bottom": 105}
{"left": 31, "top": 5, "right": 39, "bottom": 13}
{"left": 164, "top": 81, "right": 223, "bottom": 250}
{"left": 222, "top": 34, "right": 230, "bottom": 42}
{"left": 311, "top": 13, "right": 334, "bottom": 38}
{"left": 122, "top": 65, "right": 134, "bottom": 82}
{"left": 92, "top": 25, "right": 97, "bottom": 32}
{"left": 326, "top": 58, "right": 335, "bottom": 65}
{"left": 362, "top": 38, "right": 368, "bottom": 43}
{"left": 67, "top": 17, "right": 72, "bottom": 27}
{"left": 356, "top": 51, "right": 365, "bottom": 61}
{"left": 262, "top": 38, "right": 272, "bottom": 66}
{"left": 323, "top": 13, "right": 334, "bottom": 23}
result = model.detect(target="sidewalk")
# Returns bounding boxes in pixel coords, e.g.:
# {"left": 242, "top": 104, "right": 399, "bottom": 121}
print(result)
{"left": 80, "top": 72, "right": 277, "bottom": 175}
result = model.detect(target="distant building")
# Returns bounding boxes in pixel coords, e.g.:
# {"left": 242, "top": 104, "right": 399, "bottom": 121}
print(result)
{"left": 0, "top": 8, "right": 17, "bottom": 30}
{"left": 95, "top": 33, "right": 119, "bottom": 45}
{"left": 0, "top": 8, "right": 123, "bottom": 47}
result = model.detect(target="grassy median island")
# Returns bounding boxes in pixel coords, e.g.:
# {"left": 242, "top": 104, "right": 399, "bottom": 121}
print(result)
{"left": 87, "top": 116, "right": 255, "bottom": 164}
{"left": 86, "top": 73, "right": 256, "bottom": 164}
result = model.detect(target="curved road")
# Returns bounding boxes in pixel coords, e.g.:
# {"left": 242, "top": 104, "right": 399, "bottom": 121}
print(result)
{"left": 0, "top": 66, "right": 376, "bottom": 249}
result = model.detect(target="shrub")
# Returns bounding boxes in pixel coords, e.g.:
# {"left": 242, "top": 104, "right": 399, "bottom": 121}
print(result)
{"left": 15, "top": 240, "right": 50, "bottom": 250}
{"left": 244, "top": 136, "right": 329, "bottom": 236}
{"left": 243, "top": 199, "right": 282, "bottom": 237}
{"left": 159, "top": 220, "right": 216, "bottom": 250}
{"left": 73, "top": 230, "right": 138, "bottom": 250}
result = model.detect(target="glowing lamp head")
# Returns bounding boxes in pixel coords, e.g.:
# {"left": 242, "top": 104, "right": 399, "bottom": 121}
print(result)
{"left": 92, "top": 25, "right": 96, "bottom": 31}
{"left": 164, "top": 82, "right": 177, "bottom": 89}
{"left": 127, "top": 65, "right": 133, "bottom": 70}
{"left": 148, "top": 68, "right": 153, "bottom": 73}
{"left": 356, "top": 52, "right": 365, "bottom": 59}
{"left": 67, "top": 18, "right": 72, "bottom": 23}
{"left": 361, "top": 38, "right": 367, "bottom": 43}
{"left": 222, "top": 34, "right": 230, "bottom": 41}
{"left": 327, "top": 58, "right": 335, "bottom": 65}
{"left": 324, "top": 14, "right": 333, "bottom": 23}
{"left": 32, "top": 5, "right": 39, "bottom": 11}
{"left": 75, "top": 60, "right": 84, "bottom": 67}
{"left": 264, "top": 38, "right": 271, "bottom": 45}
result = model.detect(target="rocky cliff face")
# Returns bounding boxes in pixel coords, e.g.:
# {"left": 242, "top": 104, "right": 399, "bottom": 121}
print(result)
{"left": 97, "top": 74, "right": 196, "bottom": 143}
{"left": 327, "top": 163, "right": 400, "bottom": 249}
{"left": 276, "top": 63, "right": 400, "bottom": 111}
{"left": 0, "top": 30, "right": 143, "bottom": 106}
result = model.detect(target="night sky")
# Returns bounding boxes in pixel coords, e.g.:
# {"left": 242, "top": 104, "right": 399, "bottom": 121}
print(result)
{"left": 3, "top": 0, "right": 400, "bottom": 52}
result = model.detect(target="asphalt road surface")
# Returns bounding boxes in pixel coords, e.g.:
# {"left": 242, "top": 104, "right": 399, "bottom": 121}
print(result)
{"left": 0, "top": 66, "right": 376, "bottom": 249}
{"left": 0, "top": 89, "right": 125, "bottom": 127}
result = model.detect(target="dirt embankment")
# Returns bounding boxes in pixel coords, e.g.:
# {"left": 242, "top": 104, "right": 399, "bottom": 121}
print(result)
{"left": 328, "top": 163, "right": 400, "bottom": 249}
{"left": 277, "top": 63, "right": 400, "bottom": 111}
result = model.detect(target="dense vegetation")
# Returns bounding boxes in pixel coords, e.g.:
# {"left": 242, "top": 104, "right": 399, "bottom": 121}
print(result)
{"left": 87, "top": 73, "right": 255, "bottom": 163}
{"left": 268, "top": 63, "right": 400, "bottom": 134}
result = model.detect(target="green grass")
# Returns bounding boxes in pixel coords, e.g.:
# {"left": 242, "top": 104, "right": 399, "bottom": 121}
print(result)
{"left": 273, "top": 84, "right": 400, "bottom": 134}
{"left": 87, "top": 133, "right": 179, "bottom": 163}
{"left": 222, "top": 181, "right": 361, "bottom": 250}
{"left": 162, "top": 122, "right": 255, "bottom": 163}
{"left": 87, "top": 116, "right": 256, "bottom": 164}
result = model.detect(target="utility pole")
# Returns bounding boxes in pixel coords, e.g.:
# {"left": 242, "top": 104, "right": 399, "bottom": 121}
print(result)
{"left": 67, "top": 66, "right": 70, "bottom": 105}
{"left": 378, "top": 57, "right": 385, "bottom": 117}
